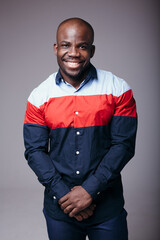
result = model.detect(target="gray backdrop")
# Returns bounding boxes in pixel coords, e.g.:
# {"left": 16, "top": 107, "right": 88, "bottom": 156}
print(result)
{"left": 1, "top": 0, "right": 159, "bottom": 239}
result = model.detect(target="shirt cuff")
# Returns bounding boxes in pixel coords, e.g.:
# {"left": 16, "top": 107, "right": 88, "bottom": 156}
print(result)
{"left": 47, "top": 179, "right": 71, "bottom": 200}
{"left": 82, "top": 174, "right": 103, "bottom": 200}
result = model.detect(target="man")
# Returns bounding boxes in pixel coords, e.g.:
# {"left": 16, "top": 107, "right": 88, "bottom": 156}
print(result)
{"left": 23, "top": 18, "right": 137, "bottom": 240}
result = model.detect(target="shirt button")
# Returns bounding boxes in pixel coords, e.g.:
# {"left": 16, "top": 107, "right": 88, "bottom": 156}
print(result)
{"left": 76, "top": 151, "right": 80, "bottom": 155}
{"left": 75, "top": 111, "right": 79, "bottom": 115}
{"left": 76, "top": 171, "right": 80, "bottom": 175}
{"left": 76, "top": 131, "right": 80, "bottom": 135}
{"left": 53, "top": 196, "right": 56, "bottom": 199}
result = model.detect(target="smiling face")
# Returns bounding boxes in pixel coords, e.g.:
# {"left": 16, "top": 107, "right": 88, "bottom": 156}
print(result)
{"left": 54, "top": 19, "right": 95, "bottom": 87}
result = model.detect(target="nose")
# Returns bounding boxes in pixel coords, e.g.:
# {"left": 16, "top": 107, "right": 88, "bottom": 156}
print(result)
{"left": 68, "top": 46, "right": 80, "bottom": 57}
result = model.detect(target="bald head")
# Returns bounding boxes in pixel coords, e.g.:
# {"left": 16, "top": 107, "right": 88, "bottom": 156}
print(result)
{"left": 54, "top": 18, "right": 95, "bottom": 87}
{"left": 56, "top": 18, "right": 94, "bottom": 44}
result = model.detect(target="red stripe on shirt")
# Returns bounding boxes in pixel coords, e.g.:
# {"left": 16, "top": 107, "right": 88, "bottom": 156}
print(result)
{"left": 114, "top": 89, "right": 137, "bottom": 117}
{"left": 24, "top": 101, "right": 47, "bottom": 126}
{"left": 24, "top": 90, "right": 137, "bottom": 129}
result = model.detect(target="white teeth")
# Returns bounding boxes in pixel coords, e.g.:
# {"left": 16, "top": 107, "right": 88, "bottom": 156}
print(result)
{"left": 67, "top": 62, "right": 79, "bottom": 67}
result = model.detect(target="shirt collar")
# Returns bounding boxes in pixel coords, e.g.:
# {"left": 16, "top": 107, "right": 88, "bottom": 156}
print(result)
{"left": 55, "top": 64, "right": 97, "bottom": 85}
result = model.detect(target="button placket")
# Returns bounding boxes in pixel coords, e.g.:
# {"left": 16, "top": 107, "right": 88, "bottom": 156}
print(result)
{"left": 75, "top": 128, "right": 81, "bottom": 177}
{"left": 74, "top": 96, "right": 81, "bottom": 177}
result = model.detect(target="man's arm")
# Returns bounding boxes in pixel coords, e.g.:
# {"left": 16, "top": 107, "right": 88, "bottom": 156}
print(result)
{"left": 59, "top": 89, "right": 137, "bottom": 216}
{"left": 82, "top": 89, "right": 137, "bottom": 197}
{"left": 23, "top": 100, "right": 70, "bottom": 199}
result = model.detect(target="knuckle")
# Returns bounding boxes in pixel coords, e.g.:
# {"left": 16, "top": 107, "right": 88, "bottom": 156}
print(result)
{"left": 69, "top": 212, "right": 73, "bottom": 217}
{"left": 76, "top": 202, "right": 81, "bottom": 209}
{"left": 61, "top": 204, "right": 65, "bottom": 210}
{"left": 64, "top": 206, "right": 71, "bottom": 214}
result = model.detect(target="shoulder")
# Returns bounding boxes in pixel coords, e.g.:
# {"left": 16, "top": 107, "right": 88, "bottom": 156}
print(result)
{"left": 28, "top": 72, "right": 57, "bottom": 107}
{"left": 96, "top": 68, "right": 131, "bottom": 97}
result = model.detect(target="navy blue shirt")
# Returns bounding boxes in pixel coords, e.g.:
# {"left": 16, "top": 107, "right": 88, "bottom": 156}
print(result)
{"left": 24, "top": 65, "right": 137, "bottom": 224}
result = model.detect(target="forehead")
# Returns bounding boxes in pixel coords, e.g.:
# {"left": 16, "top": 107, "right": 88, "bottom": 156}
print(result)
{"left": 57, "top": 22, "right": 93, "bottom": 43}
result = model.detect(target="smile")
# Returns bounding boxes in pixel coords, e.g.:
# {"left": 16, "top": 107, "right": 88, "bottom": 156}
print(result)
{"left": 64, "top": 61, "right": 83, "bottom": 69}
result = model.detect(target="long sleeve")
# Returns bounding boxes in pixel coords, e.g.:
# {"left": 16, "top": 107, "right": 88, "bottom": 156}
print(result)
{"left": 23, "top": 100, "right": 70, "bottom": 199}
{"left": 82, "top": 89, "right": 137, "bottom": 199}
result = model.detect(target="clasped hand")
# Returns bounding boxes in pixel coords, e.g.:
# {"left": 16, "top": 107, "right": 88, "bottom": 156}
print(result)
{"left": 58, "top": 186, "right": 96, "bottom": 221}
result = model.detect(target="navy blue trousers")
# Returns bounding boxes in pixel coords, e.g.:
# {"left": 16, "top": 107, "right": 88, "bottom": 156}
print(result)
{"left": 43, "top": 209, "right": 128, "bottom": 240}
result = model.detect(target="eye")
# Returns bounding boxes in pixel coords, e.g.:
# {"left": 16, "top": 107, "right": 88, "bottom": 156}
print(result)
{"left": 61, "top": 43, "right": 70, "bottom": 48}
{"left": 79, "top": 45, "right": 87, "bottom": 50}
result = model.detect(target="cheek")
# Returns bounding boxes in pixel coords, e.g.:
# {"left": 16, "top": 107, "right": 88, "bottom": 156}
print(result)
{"left": 83, "top": 52, "right": 92, "bottom": 61}
{"left": 57, "top": 50, "right": 68, "bottom": 60}
{"left": 56, "top": 54, "right": 64, "bottom": 63}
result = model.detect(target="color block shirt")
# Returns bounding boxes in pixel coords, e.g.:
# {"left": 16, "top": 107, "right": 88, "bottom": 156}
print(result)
{"left": 23, "top": 65, "right": 137, "bottom": 224}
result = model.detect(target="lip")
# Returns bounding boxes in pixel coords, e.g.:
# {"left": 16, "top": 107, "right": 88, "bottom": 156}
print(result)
{"left": 63, "top": 60, "right": 83, "bottom": 69}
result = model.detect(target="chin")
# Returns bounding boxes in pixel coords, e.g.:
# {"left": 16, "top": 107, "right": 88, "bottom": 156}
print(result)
{"left": 66, "top": 65, "right": 90, "bottom": 79}
{"left": 62, "top": 68, "right": 83, "bottom": 79}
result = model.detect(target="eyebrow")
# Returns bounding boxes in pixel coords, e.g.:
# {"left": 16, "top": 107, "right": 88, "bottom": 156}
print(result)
{"left": 59, "top": 41, "right": 70, "bottom": 44}
{"left": 78, "top": 42, "right": 90, "bottom": 46}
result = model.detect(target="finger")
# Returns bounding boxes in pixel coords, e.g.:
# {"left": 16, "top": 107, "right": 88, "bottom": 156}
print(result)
{"left": 69, "top": 208, "right": 80, "bottom": 217}
{"left": 83, "top": 209, "right": 93, "bottom": 217}
{"left": 74, "top": 214, "right": 83, "bottom": 221}
{"left": 60, "top": 200, "right": 71, "bottom": 210}
{"left": 78, "top": 211, "right": 89, "bottom": 219}
{"left": 63, "top": 205, "right": 74, "bottom": 214}
{"left": 58, "top": 194, "right": 69, "bottom": 205}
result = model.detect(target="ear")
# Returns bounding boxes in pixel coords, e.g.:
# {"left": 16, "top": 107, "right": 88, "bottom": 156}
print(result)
{"left": 53, "top": 43, "right": 58, "bottom": 56}
{"left": 90, "top": 45, "right": 95, "bottom": 58}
